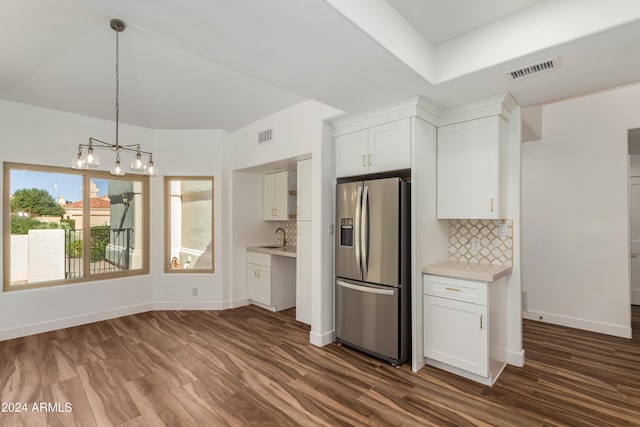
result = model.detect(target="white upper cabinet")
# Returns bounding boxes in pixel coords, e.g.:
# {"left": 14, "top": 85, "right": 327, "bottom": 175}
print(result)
{"left": 335, "top": 129, "right": 368, "bottom": 178}
{"left": 263, "top": 171, "right": 292, "bottom": 221}
{"left": 437, "top": 115, "right": 508, "bottom": 219}
{"left": 368, "top": 118, "right": 411, "bottom": 174}
{"left": 296, "top": 159, "right": 312, "bottom": 221}
{"left": 335, "top": 118, "right": 411, "bottom": 178}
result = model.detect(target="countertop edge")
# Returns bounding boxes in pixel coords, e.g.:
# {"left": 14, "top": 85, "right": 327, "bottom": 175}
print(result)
{"left": 247, "top": 246, "right": 297, "bottom": 258}
{"left": 422, "top": 261, "right": 512, "bottom": 282}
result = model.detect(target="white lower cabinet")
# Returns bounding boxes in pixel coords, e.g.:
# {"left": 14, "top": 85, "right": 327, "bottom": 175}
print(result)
{"left": 247, "top": 264, "right": 271, "bottom": 306}
{"left": 423, "top": 274, "right": 506, "bottom": 385}
{"left": 247, "top": 252, "right": 296, "bottom": 311}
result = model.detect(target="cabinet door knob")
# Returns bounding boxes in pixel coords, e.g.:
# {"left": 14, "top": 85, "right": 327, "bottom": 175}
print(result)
{"left": 490, "top": 198, "right": 495, "bottom": 213}
{"left": 445, "top": 287, "right": 460, "bottom": 292}
{"left": 362, "top": 155, "right": 367, "bottom": 167}
{"left": 369, "top": 154, "right": 373, "bottom": 166}
{"left": 480, "top": 314, "right": 484, "bottom": 329}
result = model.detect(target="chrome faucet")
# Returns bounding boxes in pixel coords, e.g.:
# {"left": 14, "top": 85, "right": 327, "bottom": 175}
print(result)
{"left": 275, "top": 227, "right": 287, "bottom": 247}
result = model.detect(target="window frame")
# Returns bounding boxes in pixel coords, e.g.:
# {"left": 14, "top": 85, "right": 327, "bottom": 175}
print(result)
{"left": 3, "top": 162, "right": 150, "bottom": 292}
{"left": 164, "top": 175, "right": 215, "bottom": 274}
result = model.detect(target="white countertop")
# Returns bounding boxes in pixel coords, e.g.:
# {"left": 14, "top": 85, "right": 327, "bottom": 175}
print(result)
{"left": 247, "top": 246, "right": 297, "bottom": 258}
{"left": 422, "top": 260, "right": 512, "bottom": 282}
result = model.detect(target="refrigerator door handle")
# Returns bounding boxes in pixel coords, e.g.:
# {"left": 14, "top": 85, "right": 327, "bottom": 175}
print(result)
{"left": 336, "top": 280, "right": 395, "bottom": 296}
{"left": 354, "top": 185, "right": 363, "bottom": 275}
{"left": 361, "top": 185, "right": 369, "bottom": 276}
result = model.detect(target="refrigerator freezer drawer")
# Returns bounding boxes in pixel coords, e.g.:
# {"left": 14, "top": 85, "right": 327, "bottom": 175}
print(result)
{"left": 335, "top": 279, "right": 399, "bottom": 361}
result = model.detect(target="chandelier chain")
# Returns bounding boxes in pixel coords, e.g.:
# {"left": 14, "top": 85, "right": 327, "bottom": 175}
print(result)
{"left": 73, "top": 18, "right": 158, "bottom": 176}
{"left": 115, "top": 30, "right": 120, "bottom": 148}
{"left": 116, "top": 30, "right": 119, "bottom": 116}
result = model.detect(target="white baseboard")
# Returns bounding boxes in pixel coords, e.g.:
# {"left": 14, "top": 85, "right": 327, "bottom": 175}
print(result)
{"left": 0, "top": 302, "right": 153, "bottom": 342}
{"left": 507, "top": 349, "right": 525, "bottom": 367}
{"left": 152, "top": 301, "right": 225, "bottom": 311}
{"left": 523, "top": 309, "right": 632, "bottom": 339}
{"left": 225, "top": 297, "right": 250, "bottom": 309}
{"left": 412, "top": 354, "right": 426, "bottom": 373}
{"left": 152, "top": 298, "right": 250, "bottom": 311}
{"left": 296, "top": 314, "right": 311, "bottom": 326}
{"left": 310, "top": 329, "right": 334, "bottom": 347}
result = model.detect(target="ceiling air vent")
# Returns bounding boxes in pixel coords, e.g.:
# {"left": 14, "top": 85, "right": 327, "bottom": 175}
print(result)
{"left": 258, "top": 128, "right": 273, "bottom": 144}
{"left": 507, "top": 57, "right": 558, "bottom": 80}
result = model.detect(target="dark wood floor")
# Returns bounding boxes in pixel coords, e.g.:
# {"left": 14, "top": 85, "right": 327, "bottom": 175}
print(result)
{"left": 1, "top": 306, "right": 639, "bottom": 427}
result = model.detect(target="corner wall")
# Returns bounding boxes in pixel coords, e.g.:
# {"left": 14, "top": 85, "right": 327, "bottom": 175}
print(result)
{"left": 228, "top": 100, "right": 343, "bottom": 345}
{"left": 521, "top": 83, "right": 640, "bottom": 338}
{"left": 150, "top": 129, "right": 228, "bottom": 309}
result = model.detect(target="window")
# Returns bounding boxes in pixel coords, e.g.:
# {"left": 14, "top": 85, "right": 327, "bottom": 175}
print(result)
{"left": 164, "top": 176, "right": 214, "bottom": 273}
{"left": 3, "top": 163, "right": 149, "bottom": 291}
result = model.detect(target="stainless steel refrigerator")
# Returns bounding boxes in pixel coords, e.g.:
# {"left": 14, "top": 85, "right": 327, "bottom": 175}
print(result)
{"left": 335, "top": 176, "right": 410, "bottom": 365}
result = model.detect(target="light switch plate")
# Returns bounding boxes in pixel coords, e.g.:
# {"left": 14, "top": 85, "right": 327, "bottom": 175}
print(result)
{"left": 471, "top": 239, "right": 480, "bottom": 251}
{"left": 499, "top": 223, "right": 508, "bottom": 237}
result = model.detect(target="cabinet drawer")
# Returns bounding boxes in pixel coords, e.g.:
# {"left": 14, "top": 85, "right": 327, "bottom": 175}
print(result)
{"left": 247, "top": 252, "right": 271, "bottom": 267}
{"left": 423, "top": 275, "right": 487, "bottom": 305}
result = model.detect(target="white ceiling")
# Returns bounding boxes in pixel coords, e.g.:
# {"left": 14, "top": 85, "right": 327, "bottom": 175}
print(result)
{"left": 386, "top": 0, "right": 545, "bottom": 46}
{"left": 2, "top": 0, "right": 640, "bottom": 130}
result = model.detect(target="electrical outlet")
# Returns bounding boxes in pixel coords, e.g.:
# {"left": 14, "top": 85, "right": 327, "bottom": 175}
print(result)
{"left": 499, "top": 223, "right": 508, "bottom": 237}
{"left": 192, "top": 288, "right": 198, "bottom": 297}
{"left": 471, "top": 239, "right": 480, "bottom": 251}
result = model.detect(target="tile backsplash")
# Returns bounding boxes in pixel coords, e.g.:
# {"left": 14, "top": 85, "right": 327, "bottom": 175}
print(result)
{"left": 448, "top": 219, "right": 513, "bottom": 265}
{"left": 272, "top": 220, "right": 297, "bottom": 247}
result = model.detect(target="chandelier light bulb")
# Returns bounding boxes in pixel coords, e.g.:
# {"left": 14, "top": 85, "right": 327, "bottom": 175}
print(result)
{"left": 144, "top": 156, "right": 158, "bottom": 176}
{"left": 71, "top": 147, "right": 88, "bottom": 170}
{"left": 130, "top": 151, "right": 145, "bottom": 170}
{"left": 86, "top": 146, "right": 100, "bottom": 166}
{"left": 110, "top": 154, "right": 126, "bottom": 176}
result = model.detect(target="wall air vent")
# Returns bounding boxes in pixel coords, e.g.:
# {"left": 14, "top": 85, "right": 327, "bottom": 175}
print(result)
{"left": 507, "top": 57, "right": 558, "bottom": 80}
{"left": 258, "top": 128, "right": 273, "bottom": 144}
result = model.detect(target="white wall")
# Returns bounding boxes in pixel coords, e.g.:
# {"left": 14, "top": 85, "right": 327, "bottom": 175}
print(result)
{"left": 0, "top": 100, "right": 154, "bottom": 340}
{"left": 506, "top": 106, "right": 524, "bottom": 366}
{"left": 0, "top": 100, "right": 231, "bottom": 339}
{"left": 229, "top": 100, "right": 343, "bottom": 345}
{"left": 151, "top": 129, "right": 227, "bottom": 309}
{"left": 228, "top": 171, "right": 277, "bottom": 308}
{"left": 411, "top": 116, "right": 449, "bottom": 371}
{"left": 521, "top": 83, "right": 640, "bottom": 338}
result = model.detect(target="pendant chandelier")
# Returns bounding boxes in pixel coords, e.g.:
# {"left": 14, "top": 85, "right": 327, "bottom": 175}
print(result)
{"left": 72, "top": 18, "right": 158, "bottom": 176}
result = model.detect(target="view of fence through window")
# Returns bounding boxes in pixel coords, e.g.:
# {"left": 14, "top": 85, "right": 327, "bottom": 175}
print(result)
{"left": 7, "top": 167, "right": 144, "bottom": 288}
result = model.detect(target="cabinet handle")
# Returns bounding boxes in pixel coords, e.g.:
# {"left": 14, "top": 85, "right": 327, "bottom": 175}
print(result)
{"left": 445, "top": 287, "right": 460, "bottom": 292}
{"left": 362, "top": 155, "right": 367, "bottom": 167}
{"left": 369, "top": 154, "right": 373, "bottom": 166}
{"left": 480, "top": 314, "right": 484, "bottom": 329}
{"left": 257, "top": 270, "right": 260, "bottom": 279}
{"left": 490, "top": 198, "right": 494, "bottom": 212}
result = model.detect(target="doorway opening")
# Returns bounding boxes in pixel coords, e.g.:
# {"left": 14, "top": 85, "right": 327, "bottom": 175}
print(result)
{"left": 628, "top": 128, "right": 640, "bottom": 309}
